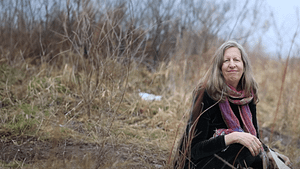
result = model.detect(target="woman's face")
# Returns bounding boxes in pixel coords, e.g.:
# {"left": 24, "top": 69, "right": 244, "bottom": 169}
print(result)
{"left": 221, "top": 47, "right": 244, "bottom": 89}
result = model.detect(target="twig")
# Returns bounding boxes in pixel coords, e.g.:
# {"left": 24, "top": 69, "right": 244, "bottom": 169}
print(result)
{"left": 5, "top": 79, "right": 14, "bottom": 106}
{"left": 13, "top": 149, "right": 20, "bottom": 161}
{"left": 214, "top": 154, "right": 237, "bottom": 169}
{"left": 106, "top": 62, "right": 130, "bottom": 135}
{"left": 63, "top": 99, "right": 84, "bottom": 126}
{"left": 35, "top": 118, "right": 43, "bottom": 135}
{"left": 270, "top": 20, "right": 299, "bottom": 141}
{"left": 227, "top": 1, "right": 248, "bottom": 40}
{"left": 21, "top": 158, "right": 26, "bottom": 168}
{"left": 233, "top": 146, "right": 245, "bottom": 167}
{"left": 167, "top": 111, "right": 187, "bottom": 164}
{"left": 65, "top": 99, "right": 83, "bottom": 116}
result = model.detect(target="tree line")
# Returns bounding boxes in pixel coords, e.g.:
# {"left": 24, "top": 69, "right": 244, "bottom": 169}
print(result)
{"left": 0, "top": 0, "right": 272, "bottom": 69}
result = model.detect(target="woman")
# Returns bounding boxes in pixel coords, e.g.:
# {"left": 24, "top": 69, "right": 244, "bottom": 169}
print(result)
{"left": 174, "top": 41, "right": 291, "bottom": 169}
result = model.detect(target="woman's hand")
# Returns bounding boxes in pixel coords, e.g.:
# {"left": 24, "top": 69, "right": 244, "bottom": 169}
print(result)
{"left": 224, "top": 132, "right": 262, "bottom": 156}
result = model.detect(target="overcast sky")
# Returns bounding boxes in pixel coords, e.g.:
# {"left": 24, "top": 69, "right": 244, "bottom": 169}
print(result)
{"left": 264, "top": 0, "right": 299, "bottom": 57}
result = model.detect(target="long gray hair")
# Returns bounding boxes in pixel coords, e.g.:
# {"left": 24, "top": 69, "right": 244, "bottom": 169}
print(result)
{"left": 196, "top": 40, "right": 258, "bottom": 102}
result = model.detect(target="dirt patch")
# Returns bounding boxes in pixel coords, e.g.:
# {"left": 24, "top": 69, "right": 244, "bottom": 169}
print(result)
{"left": 0, "top": 138, "right": 167, "bottom": 168}
{"left": 1, "top": 127, "right": 297, "bottom": 168}
{"left": 1, "top": 139, "right": 105, "bottom": 165}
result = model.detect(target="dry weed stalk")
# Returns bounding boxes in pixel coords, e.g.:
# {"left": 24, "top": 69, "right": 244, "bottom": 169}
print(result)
{"left": 270, "top": 23, "right": 299, "bottom": 141}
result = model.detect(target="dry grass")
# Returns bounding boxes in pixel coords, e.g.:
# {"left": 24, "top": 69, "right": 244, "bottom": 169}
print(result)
{"left": 0, "top": 1, "right": 300, "bottom": 168}
{"left": 1, "top": 48, "right": 300, "bottom": 168}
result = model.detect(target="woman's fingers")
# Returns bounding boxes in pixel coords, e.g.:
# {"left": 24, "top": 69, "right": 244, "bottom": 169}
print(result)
{"left": 250, "top": 143, "right": 260, "bottom": 156}
{"left": 248, "top": 146, "right": 256, "bottom": 156}
{"left": 252, "top": 138, "right": 262, "bottom": 154}
{"left": 251, "top": 138, "right": 262, "bottom": 156}
{"left": 236, "top": 132, "right": 262, "bottom": 156}
{"left": 225, "top": 132, "right": 262, "bottom": 156}
{"left": 250, "top": 142, "right": 259, "bottom": 156}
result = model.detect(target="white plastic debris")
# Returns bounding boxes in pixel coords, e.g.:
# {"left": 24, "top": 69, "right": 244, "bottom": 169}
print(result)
{"left": 139, "top": 92, "right": 162, "bottom": 101}
{"left": 268, "top": 148, "right": 291, "bottom": 169}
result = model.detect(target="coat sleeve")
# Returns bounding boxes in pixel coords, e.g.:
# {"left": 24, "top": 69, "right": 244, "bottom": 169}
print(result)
{"left": 189, "top": 92, "right": 227, "bottom": 161}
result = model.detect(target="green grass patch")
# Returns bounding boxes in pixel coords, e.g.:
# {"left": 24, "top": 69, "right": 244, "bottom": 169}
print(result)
{"left": 123, "top": 130, "right": 142, "bottom": 139}
{"left": 2, "top": 104, "right": 39, "bottom": 136}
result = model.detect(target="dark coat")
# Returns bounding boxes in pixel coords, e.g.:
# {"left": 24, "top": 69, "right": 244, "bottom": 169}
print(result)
{"left": 179, "top": 91, "right": 261, "bottom": 169}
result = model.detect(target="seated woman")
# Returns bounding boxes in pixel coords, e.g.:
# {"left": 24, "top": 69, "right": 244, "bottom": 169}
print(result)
{"left": 174, "top": 41, "right": 291, "bottom": 169}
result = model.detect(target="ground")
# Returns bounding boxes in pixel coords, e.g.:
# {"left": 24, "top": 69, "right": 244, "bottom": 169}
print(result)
{"left": 0, "top": 127, "right": 298, "bottom": 168}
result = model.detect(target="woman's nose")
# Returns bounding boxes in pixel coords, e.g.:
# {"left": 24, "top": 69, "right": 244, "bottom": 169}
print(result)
{"left": 228, "top": 60, "right": 235, "bottom": 68}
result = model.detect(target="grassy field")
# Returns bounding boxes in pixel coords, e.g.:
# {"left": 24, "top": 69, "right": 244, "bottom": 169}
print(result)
{"left": 0, "top": 0, "right": 300, "bottom": 168}
{"left": 0, "top": 49, "right": 300, "bottom": 168}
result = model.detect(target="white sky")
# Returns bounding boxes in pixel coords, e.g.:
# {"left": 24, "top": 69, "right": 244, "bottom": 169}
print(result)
{"left": 264, "top": 0, "right": 300, "bottom": 57}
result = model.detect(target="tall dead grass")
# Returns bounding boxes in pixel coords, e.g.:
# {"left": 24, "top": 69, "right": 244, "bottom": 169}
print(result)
{"left": 0, "top": 0, "right": 300, "bottom": 168}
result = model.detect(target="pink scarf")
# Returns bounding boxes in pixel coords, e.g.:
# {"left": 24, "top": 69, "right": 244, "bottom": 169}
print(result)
{"left": 213, "top": 84, "right": 257, "bottom": 137}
